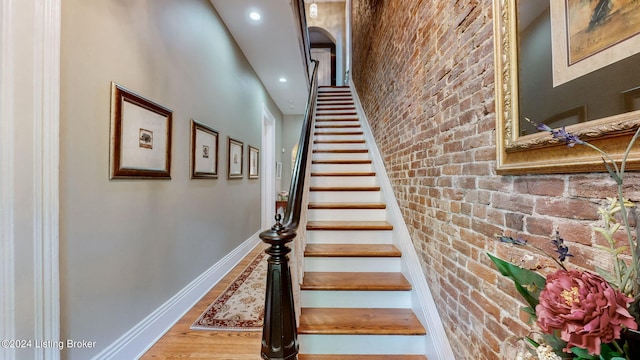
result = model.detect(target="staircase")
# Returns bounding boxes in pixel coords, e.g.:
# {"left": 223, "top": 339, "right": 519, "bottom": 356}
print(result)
{"left": 297, "top": 86, "right": 428, "bottom": 359}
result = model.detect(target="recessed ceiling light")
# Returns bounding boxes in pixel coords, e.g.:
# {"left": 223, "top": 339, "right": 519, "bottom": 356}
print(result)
{"left": 249, "top": 11, "right": 261, "bottom": 21}
{"left": 279, "top": 77, "right": 287, "bottom": 83}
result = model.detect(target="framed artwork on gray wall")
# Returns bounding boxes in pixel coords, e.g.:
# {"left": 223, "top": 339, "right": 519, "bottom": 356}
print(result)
{"left": 109, "top": 82, "right": 172, "bottom": 179}
{"left": 227, "top": 137, "right": 243, "bottom": 179}
{"left": 190, "top": 119, "right": 219, "bottom": 179}
{"left": 248, "top": 145, "right": 259, "bottom": 179}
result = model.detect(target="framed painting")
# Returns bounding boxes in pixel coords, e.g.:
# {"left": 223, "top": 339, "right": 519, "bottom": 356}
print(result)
{"left": 248, "top": 146, "right": 259, "bottom": 179}
{"left": 227, "top": 137, "right": 243, "bottom": 179}
{"left": 276, "top": 161, "right": 282, "bottom": 180}
{"left": 191, "top": 120, "right": 219, "bottom": 179}
{"left": 493, "top": 0, "right": 640, "bottom": 175}
{"left": 551, "top": 0, "right": 640, "bottom": 86}
{"left": 109, "top": 82, "right": 172, "bottom": 179}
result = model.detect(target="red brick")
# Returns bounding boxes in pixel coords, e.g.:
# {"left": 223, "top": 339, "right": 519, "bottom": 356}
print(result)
{"left": 513, "top": 177, "right": 565, "bottom": 197}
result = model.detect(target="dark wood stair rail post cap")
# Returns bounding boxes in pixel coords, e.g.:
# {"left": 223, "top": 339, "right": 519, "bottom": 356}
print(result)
{"left": 259, "top": 214, "right": 299, "bottom": 360}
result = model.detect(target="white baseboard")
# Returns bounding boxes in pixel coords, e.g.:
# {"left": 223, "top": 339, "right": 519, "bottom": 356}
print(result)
{"left": 91, "top": 232, "right": 262, "bottom": 360}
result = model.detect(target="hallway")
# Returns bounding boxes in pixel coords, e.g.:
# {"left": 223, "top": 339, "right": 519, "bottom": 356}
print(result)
{"left": 141, "top": 245, "right": 265, "bottom": 359}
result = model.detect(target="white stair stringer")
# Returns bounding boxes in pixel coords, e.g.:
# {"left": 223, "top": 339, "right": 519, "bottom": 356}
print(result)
{"left": 349, "top": 84, "right": 456, "bottom": 360}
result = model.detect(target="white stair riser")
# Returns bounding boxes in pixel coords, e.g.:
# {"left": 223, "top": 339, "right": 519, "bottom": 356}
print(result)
{"left": 309, "top": 191, "right": 382, "bottom": 203}
{"left": 304, "top": 257, "right": 400, "bottom": 272}
{"left": 315, "top": 115, "right": 359, "bottom": 121}
{"left": 306, "top": 230, "right": 392, "bottom": 244}
{"left": 310, "top": 176, "right": 377, "bottom": 187}
{"left": 300, "top": 290, "right": 411, "bottom": 308}
{"left": 308, "top": 209, "right": 386, "bottom": 222}
{"left": 314, "top": 135, "right": 364, "bottom": 142}
{"left": 315, "top": 121, "right": 360, "bottom": 126}
{"left": 316, "top": 103, "right": 354, "bottom": 108}
{"left": 313, "top": 128, "right": 362, "bottom": 136}
{"left": 317, "top": 96, "right": 352, "bottom": 101}
{"left": 298, "top": 334, "right": 426, "bottom": 355}
{"left": 313, "top": 143, "right": 367, "bottom": 151}
{"left": 316, "top": 106, "right": 356, "bottom": 117}
{"left": 312, "top": 152, "right": 369, "bottom": 161}
{"left": 311, "top": 163, "right": 373, "bottom": 173}
{"left": 316, "top": 107, "right": 356, "bottom": 112}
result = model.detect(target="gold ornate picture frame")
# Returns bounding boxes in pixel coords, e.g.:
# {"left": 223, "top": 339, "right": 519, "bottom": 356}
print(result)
{"left": 493, "top": 0, "right": 640, "bottom": 175}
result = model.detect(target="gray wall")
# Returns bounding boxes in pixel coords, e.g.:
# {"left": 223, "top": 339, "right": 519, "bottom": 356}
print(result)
{"left": 59, "top": 0, "right": 282, "bottom": 358}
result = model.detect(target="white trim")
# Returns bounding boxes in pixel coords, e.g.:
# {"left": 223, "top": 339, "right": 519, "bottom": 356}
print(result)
{"left": 0, "top": 1, "right": 61, "bottom": 359}
{"left": 350, "top": 85, "right": 456, "bottom": 360}
{"left": 0, "top": 1, "right": 17, "bottom": 359}
{"left": 34, "top": 1, "right": 61, "bottom": 359}
{"left": 261, "top": 105, "right": 277, "bottom": 229}
{"left": 91, "top": 233, "right": 262, "bottom": 360}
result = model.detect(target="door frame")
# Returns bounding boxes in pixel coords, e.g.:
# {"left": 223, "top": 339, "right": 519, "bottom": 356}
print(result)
{"left": 311, "top": 43, "right": 336, "bottom": 86}
{"left": 261, "top": 105, "right": 277, "bottom": 230}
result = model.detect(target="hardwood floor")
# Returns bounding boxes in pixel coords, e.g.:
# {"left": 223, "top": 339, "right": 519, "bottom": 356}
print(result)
{"left": 141, "top": 245, "right": 266, "bottom": 360}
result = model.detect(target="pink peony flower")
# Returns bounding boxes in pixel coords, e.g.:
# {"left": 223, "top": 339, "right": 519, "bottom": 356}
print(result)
{"left": 536, "top": 269, "right": 638, "bottom": 355}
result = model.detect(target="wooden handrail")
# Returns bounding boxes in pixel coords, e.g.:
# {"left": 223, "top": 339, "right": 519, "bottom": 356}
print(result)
{"left": 291, "top": 0, "right": 312, "bottom": 82}
{"left": 259, "top": 58, "right": 319, "bottom": 360}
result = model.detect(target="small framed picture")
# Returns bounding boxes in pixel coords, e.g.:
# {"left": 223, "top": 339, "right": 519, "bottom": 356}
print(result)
{"left": 191, "top": 120, "right": 219, "bottom": 179}
{"left": 227, "top": 137, "right": 244, "bottom": 179}
{"left": 109, "top": 82, "right": 172, "bottom": 179}
{"left": 275, "top": 161, "right": 282, "bottom": 180}
{"left": 249, "top": 146, "right": 259, "bottom": 179}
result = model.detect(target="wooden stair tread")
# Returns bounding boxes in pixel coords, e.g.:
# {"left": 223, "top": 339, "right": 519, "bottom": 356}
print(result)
{"left": 312, "top": 159, "right": 371, "bottom": 164}
{"left": 301, "top": 272, "right": 411, "bottom": 291}
{"left": 316, "top": 102, "right": 356, "bottom": 111}
{"left": 311, "top": 172, "right": 375, "bottom": 177}
{"left": 310, "top": 186, "right": 380, "bottom": 191}
{"left": 308, "top": 202, "right": 386, "bottom": 210}
{"left": 298, "top": 308, "right": 425, "bottom": 335}
{"left": 304, "top": 244, "right": 401, "bottom": 257}
{"left": 299, "top": 355, "right": 427, "bottom": 360}
{"left": 314, "top": 139, "right": 366, "bottom": 144}
{"left": 307, "top": 221, "right": 393, "bottom": 230}
{"left": 316, "top": 109, "right": 356, "bottom": 112}
{"left": 315, "top": 118, "right": 358, "bottom": 122}
{"left": 316, "top": 104, "right": 353, "bottom": 107}
{"left": 315, "top": 124, "right": 361, "bottom": 129}
{"left": 314, "top": 131, "right": 364, "bottom": 136}
{"left": 313, "top": 149, "right": 368, "bottom": 153}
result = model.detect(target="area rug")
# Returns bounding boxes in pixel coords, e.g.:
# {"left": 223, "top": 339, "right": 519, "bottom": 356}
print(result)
{"left": 191, "top": 252, "right": 267, "bottom": 331}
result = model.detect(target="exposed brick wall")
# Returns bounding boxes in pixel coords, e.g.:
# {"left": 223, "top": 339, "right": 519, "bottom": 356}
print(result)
{"left": 351, "top": 1, "right": 640, "bottom": 358}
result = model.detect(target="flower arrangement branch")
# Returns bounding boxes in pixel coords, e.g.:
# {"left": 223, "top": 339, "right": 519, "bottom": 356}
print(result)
{"left": 489, "top": 121, "right": 640, "bottom": 359}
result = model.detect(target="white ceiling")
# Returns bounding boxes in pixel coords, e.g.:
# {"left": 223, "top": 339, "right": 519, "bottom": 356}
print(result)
{"left": 210, "top": 0, "right": 310, "bottom": 116}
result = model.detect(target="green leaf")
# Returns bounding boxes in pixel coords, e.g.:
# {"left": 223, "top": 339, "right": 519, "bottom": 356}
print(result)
{"left": 524, "top": 336, "right": 539, "bottom": 348}
{"left": 571, "top": 347, "right": 597, "bottom": 359}
{"left": 599, "top": 343, "right": 623, "bottom": 360}
{"left": 487, "top": 253, "right": 546, "bottom": 309}
{"left": 596, "top": 266, "right": 617, "bottom": 285}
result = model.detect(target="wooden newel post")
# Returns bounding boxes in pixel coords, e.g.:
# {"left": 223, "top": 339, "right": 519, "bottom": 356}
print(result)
{"left": 259, "top": 214, "right": 299, "bottom": 360}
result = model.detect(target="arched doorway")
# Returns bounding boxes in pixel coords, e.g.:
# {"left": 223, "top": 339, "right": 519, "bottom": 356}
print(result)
{"left": 309, "top": 26, "right": 337, "bottom": 86}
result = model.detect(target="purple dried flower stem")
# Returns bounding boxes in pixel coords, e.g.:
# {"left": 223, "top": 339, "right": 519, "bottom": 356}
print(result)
{"left": 531, "top": 117, "right": 640, "bottom": 295}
